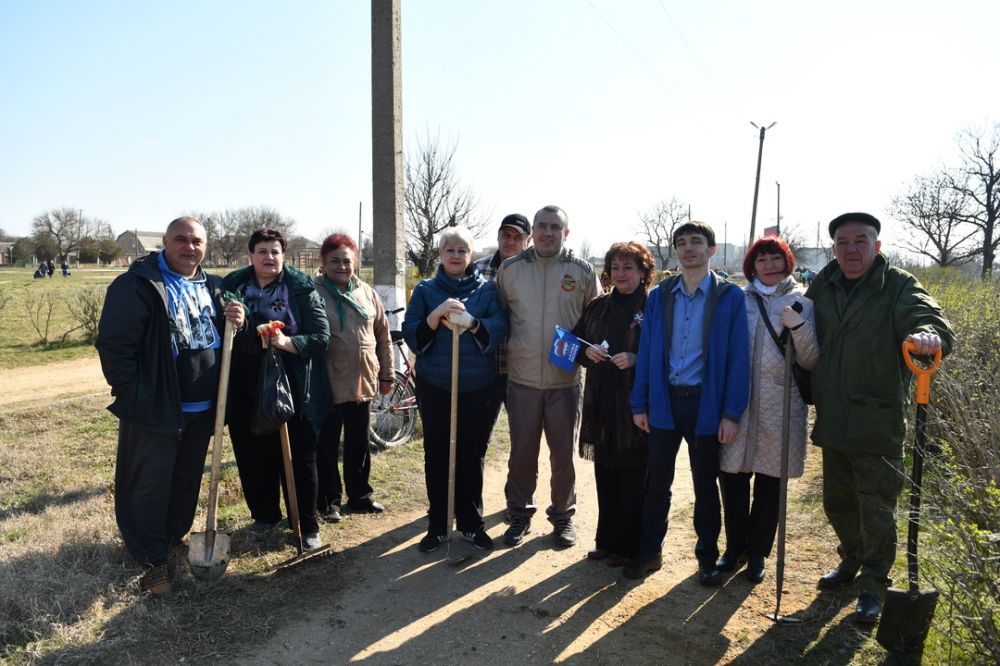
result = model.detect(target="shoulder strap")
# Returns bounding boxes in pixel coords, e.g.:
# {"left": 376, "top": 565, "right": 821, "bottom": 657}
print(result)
{"left": 753, "top": 293, "right": 788, "bottom": 356}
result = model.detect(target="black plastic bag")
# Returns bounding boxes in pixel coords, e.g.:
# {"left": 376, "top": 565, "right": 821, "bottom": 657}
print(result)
{"left": 251, "top": 346, "right": 295, "bottom": 434}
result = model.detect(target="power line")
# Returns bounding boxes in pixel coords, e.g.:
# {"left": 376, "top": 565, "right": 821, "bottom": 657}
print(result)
{"left": 584, "top": 0, "right": 674, "bottom": 97}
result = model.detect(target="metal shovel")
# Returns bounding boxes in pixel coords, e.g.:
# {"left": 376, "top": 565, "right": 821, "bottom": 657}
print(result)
{"left": 876, "top": 341, "right": 942, "bottom": 653}
{"left": 190, "top": 319, "right": 236, "bottom": 580}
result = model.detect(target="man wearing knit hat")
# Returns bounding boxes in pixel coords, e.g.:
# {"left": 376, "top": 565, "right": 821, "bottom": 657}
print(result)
{"left": 806, "top": 212, "right": 955, "bottom": 624}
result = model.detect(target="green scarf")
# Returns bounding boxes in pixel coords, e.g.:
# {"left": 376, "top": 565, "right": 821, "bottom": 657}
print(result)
{"left": 322, "top": 274, "right": 370, "bottom": 331}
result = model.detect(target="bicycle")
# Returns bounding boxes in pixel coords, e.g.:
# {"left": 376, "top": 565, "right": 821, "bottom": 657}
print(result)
{"left": 368, "top": 308, "right": 419, "bottom": 451}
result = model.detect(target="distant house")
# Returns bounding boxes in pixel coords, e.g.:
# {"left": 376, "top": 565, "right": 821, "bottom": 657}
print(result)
{"left": 116, "top": 230, "right": 164, "bottom": 264}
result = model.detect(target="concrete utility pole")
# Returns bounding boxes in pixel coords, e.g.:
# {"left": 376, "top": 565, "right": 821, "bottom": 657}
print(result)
{"left": 371, "top": 0, "right": 405, "bottom": 318}
{"left": 748, "top": 121, "right": 776, "bottom": 243}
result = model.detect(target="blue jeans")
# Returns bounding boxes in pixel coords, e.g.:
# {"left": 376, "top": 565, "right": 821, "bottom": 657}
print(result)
{"left": 637, "top": 395, "right": 722, "bottom": 568}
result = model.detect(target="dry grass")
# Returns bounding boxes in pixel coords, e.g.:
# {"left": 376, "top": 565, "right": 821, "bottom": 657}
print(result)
{"left": 0, "top": 393, "right": 510, "bottom": 664}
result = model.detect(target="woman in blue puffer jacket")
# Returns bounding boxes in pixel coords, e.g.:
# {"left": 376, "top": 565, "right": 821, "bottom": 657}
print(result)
{"left": 403, "top": 226, "right": 508, "bottom": 553}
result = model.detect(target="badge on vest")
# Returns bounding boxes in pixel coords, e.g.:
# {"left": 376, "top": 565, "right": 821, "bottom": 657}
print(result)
{"left": 561, "top": 274, "right": 577, "bottom": 292}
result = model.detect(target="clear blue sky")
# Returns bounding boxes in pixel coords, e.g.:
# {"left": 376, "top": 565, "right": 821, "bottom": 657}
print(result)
{"left": 2, "top": 0, "right": 997, "bottom": 260}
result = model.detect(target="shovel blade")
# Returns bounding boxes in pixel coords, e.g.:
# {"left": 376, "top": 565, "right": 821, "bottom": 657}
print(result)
{"left": 188, "top": 530, "right": 231, "bottom": 580}
{"left": 876, "top": 586, "right": 939, "bottom": 653}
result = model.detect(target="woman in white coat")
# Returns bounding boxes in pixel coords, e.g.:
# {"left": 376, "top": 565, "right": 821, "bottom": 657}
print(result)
{"left": 718, "top": 237, "right": 819, "bottom": 584}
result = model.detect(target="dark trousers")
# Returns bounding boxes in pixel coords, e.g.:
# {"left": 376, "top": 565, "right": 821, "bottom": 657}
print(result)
{"left": 594, "top": 461, "right": 647, "bottom": 558}
{"left": 416, "top": 376, "right": 502, "bottom": 535}
{"left": 114, "top": 410, "right": 214, "bottom": 567}
{"left": 719, "top": 471, "right": 780, "bottom": 559}
{"left": 317, "top": 401, "right": 374, "bottom": 512}
{"left": 638, "top": 395, "right": 722, "bottom": 567}
{"left": 822, "top": 448, "right": 904, "bottom": 600}
{"left": 228, "top": 393, "right": 320, "bottom": 535}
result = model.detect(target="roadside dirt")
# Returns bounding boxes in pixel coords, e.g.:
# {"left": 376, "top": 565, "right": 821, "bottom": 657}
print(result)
{"left": 7, "top": 357, "right": 861, "bottom": 664}
{"left": 250, "top": 437, "right": 857, "bottom": 665}
{"left": 0, "top": 356, "right": 110, "bottom": 408}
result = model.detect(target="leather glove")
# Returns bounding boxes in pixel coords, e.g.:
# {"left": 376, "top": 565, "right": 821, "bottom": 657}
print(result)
{"left": 780, "top": 305, "right": 805, "bottom": 329}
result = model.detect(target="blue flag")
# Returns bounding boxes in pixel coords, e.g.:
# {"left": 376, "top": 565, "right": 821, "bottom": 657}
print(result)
{"left": 548, "top": 326, "right": 582, "bottom": 372}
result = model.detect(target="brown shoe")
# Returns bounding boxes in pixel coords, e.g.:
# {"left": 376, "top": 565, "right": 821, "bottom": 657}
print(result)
{"left": 141, "top": 564, "right": 171, "bottom": 598}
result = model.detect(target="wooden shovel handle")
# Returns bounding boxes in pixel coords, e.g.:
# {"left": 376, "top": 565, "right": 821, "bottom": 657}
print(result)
{"left": 279, "top": 422, "right": 301, "bottom": 540}
{"left": 447, "top": 327, "right": 462, "bottom": 533}
{"left": 205, "top": 319, "right": 235, "bottom": 533}
{"left": 901, "top": 341, "right": 942, "bottom": 405}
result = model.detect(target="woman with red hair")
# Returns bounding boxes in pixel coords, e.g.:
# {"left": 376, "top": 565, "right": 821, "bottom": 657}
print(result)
{"left": 313, "top": 233, "right": 394, "bottom": 521}
{"left": 718, "top": 237, "right": 819, "bottom": 583}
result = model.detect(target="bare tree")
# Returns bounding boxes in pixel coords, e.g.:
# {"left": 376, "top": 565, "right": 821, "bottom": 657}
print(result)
{"left": 578, "top": 239, "right": 594, "bottom": 263}
{"left": 404, "top": 133, "right": 484, "bottom": 276}
{"left": 205, "top": 206, "right": 295, "bottom": 267}
{"left": 31, "top": 208, "right": 96, "bottom": 262}
{"left": 889, "top": 173, "right": 978, "bottom": 267}
{"left": 777, "top": 221, "right": 811, "bottom": 258}
{"left": 951, "top": 124, "right": 1000, "bottom": 279}
{"left": 636, "top": 198, "right": 687, "bottom": 269}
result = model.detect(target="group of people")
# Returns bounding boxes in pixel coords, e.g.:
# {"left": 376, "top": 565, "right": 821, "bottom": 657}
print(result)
{"left": 97, "top": 219, "right": 391, "bottom": 598}
{"left": 98, "top": 207, "right": 954, "bottom": 628}
{"left": 34, "top": 259, "right": 69, "bottom": 278}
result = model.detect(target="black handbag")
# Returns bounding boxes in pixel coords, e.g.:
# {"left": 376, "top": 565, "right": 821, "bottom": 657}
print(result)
{"left": 754, "top": 294, "right": 813, "bottom": 405}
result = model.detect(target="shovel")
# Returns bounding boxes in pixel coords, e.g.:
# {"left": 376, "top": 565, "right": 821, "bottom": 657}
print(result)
{"left": 771, "top": 303, "right": 802, "bottom": 623}
{"left": 190, "top": 319, "right": 236, "bottom": 580}
{"left": 272, "top": 421, "right": 332, "bottom": 571}
{"left": 876, "top": 341, "right": 942, "bottom": 653}
{"left": 443, "top": 320, "right": 473, "bottom": 566}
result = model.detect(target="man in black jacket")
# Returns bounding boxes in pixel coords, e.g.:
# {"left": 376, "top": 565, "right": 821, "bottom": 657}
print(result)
{"left": 96, "top": 217, "right": 244, "bottom": 597}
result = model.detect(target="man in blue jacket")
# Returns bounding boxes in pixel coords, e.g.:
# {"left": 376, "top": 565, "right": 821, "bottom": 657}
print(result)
{"left": 97, "top": 217, "right": 244, "bottom": 598}
{"left": 625, "top": 222, "right": 749, "bottom": 586}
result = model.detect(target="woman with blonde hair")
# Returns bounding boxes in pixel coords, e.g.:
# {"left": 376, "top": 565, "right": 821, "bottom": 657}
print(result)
{"left": 402, "top": 227, "right": 508, "bottom": 552}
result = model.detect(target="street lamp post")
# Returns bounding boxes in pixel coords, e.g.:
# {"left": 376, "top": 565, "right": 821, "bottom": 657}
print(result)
{"left": 748, "top": 121, "right": 776, "bottom": 243}
{"left": 775, "top": 181, "right": 781, "bottom": 237}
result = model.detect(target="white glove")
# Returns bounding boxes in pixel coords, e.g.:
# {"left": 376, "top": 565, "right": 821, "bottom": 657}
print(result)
{"left": 447, "top": 310, "right": 476, "bottom": 331}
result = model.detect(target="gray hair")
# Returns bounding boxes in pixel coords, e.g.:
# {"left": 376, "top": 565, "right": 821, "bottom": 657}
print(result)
{"left": 437, "top": 226, "right": 476, "bottom": 254}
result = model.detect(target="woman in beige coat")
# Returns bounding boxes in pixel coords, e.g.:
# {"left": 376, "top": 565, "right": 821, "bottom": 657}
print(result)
{"left": 314, "top": 234, "right": 394, "bottom": 521}
{"left": 718, "top": 237, "right": 819, "bottom": 583}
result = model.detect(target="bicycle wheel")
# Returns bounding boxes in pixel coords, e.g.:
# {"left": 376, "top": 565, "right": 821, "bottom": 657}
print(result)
{"left": 368, "top": 371, "right": 418, "bottom": 451}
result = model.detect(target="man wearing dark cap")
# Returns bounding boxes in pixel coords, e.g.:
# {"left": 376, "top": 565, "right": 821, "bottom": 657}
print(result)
{"left": 473, "top": 213, "right": 531, "bottom": 281}
{"left": 474, "top": 214, "right": 531, "bottom": 401}
{"left": 806, "top": 212, "right": 955, "bottom": 624}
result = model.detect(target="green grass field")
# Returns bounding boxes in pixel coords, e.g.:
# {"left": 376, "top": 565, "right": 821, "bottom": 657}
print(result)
{"left": 0, "top": 267, "right": 120, "bottom": 368}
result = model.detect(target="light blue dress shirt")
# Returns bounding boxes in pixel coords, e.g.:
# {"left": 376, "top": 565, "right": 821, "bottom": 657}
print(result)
{"left": 668, "top": 272, "right": 712, "bottom": 386}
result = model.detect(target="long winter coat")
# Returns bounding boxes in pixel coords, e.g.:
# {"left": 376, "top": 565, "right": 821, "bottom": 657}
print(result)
{"left": 313, "top": 275, "right": 394, "bottom": 404}
{"left": 720, "top": 275, "right": 819, "bottom": 478}
{"left": 572, "top": 289, "right": 648, "bottom": 470}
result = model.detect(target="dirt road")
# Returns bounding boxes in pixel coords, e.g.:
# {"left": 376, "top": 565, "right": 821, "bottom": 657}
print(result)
{"left": 0, "top": 356, "right": 110, "bottom": 408}
{"left": 250, "top": 439, "right": 849, "bottom": 665}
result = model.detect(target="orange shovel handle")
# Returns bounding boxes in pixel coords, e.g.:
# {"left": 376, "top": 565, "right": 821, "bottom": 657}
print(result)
{"left": 901, "top": 341, "right": 941, "bottom": 405}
